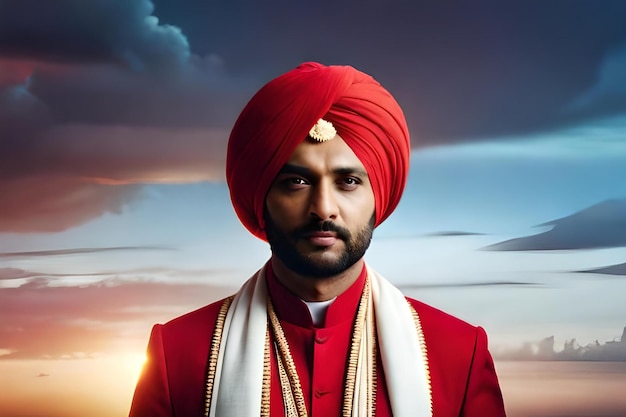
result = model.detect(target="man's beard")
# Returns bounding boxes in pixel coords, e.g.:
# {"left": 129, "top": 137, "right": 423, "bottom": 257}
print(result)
{"left": 264, "top": 212, "right": 375, "bottom": 279}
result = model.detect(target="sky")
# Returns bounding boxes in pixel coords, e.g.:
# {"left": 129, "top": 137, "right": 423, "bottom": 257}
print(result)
{"left": 1, "top": 1, "right": 626, "bottom": 416}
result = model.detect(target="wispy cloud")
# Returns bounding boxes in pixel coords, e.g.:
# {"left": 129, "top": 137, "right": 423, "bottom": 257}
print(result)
{"left": 0, "top": 246, "right": 174, "bottom": 258}
{"left": 398, "top": 281, "right": 540, "bottom": 289}
{"left": 374, "top": 231, "right": 488, "bottom": 240}
{"left": 423, "top": 231, "right": 487, "bottom": 237}
{"left": 577, "top": 262, "right": 626, "bottom": 276}
{"left": 0, "top": 267, "right": 110, "bottom": 281}
{"left": 0, "top": 277, "right": 235, "bottom": 360}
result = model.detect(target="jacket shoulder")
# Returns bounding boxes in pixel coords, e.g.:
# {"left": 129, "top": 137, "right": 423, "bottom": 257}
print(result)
{"left": 137, "top": 297, "right": 233, "bottom": 417}
{"left": 159, "top": 296, "right": 233, "bottom": 346}
{"left": 406, "top": 297, "right": 481, "bottom": 367}
{"left": 406, "top": 298, "right": 505, "bottom": 416}
{"left": 407, "top": 297, "right": 479, "bottom": 340}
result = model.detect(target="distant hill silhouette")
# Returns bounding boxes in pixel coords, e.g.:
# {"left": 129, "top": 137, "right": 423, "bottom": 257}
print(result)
{"left": 483, "top": 199, "right": 626, "bottom": 251}
{"left": 496, "top": 326, "right": 626, "bottom": 361}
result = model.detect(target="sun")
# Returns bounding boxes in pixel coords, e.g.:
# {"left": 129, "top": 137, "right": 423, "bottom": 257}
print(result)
{"left": 121, "top": 352, "right": 148, "bottom": 383}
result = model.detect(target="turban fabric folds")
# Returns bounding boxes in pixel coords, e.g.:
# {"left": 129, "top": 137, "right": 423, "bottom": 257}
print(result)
{"left": 226, "top": 62, "right": 411, "bottom": 241}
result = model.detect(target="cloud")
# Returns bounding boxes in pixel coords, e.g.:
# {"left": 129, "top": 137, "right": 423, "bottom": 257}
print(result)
{"left": 0, "top": 276, "right": 235, "bottom": 360}
{"left": 0, "top": 265, "right": 160, "bottom": 281}
{"left": 373, "top": 231, "right": 488, "bottom": 240}
{"left": 0, "top": 177, "right": 142, "bottom": 233}
{"left": 0, "top": 268, "right": 94, "bottom": 281}
{"left": 0, "top": 1, "right": 257, "bottom": 233}
{"left": 0, "top": 268, "right": 38, "bottom": 280}
{"left": 578, "top": 262, "right": 626, "bottom": 276}
{"left": 11, "top": 124, "right": 229, "bottom": 182}
{"left": 423, "top": 231, "right": 487, "bottom": 237}
{"left": 483, "top": 199, "right": 626, "bottom": 251}
{"left": 0, "top": 246, "right": 172, "bottom": 258}
{"left": 0, "top": 264, "right": 236, "bottom": 289}
{"left": 0, "top": 0, "right": 189, "bottom": 72}
{"left": 398, "top": 281, "right": 539, "bottom": 290}
{"left": 0, "top": 68, "right": 237, "bottom": 233}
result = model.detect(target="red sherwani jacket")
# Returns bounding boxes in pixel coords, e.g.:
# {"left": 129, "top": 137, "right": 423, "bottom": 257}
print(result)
{"left": 129, "top": 266, "right": 506, "bottom": 416}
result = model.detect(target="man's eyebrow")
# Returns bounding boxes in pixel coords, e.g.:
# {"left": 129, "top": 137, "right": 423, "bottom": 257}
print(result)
{"left": 277, "top": 164, "right": 368, "bottom": 178}
{"left": 277, "top": 164, "right": 312, "bottom": 177}
{"left": 333, "top": 167, "right": 369, "bottom": 178}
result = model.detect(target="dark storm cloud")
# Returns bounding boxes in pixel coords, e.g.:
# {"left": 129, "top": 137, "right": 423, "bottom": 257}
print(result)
{"left": 0, "top": 0, "right": 255, "bottom": 128}
{"left": 0, "top": 0, "right": 189, "bottom": 71}
{"left": 153, "top": 0, "right": 626, "bottom": 143}
{"left": 0, "top": 0, "right": 252, "bottom": 232}
{"left": 483, "top": 199, "right": 626, "bottom": 251}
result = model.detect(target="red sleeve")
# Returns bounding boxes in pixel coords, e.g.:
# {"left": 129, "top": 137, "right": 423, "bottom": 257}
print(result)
{"left": 461, "top": 326, "right": 506, "bottom": 416}
{"left": 129, "top": 325, "right": 174, "bottom": 417}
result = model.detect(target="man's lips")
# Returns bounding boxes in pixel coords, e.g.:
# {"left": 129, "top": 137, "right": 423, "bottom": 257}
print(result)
{"left": 303, "top": 231, "right": 338, "bottom": 247}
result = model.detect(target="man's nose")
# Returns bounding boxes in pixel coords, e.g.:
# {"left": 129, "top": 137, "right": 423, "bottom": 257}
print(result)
{"left": 309, "top": 182, "right": 339, "bottom": 221}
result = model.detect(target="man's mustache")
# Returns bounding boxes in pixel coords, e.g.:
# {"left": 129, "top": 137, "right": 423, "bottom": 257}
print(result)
{"left": 293, "top": 220, "right": 351, "bottom": 241}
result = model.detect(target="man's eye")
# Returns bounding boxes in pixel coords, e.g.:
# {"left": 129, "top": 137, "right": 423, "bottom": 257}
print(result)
{"left": 280, "top": 177, "right": 308, "bottom": 189}
{"left": 339, "top": 177, "right": 361, "bottom": 189}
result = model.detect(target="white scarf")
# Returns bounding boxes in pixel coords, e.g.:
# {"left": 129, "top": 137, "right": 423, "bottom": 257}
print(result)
{"left": 207, "top": 265, "right": 432, "bottom": 417}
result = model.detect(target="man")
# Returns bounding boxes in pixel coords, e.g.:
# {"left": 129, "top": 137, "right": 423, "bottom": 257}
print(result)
{"left": 129, "top": 62, "right": 506, "bottom": 416}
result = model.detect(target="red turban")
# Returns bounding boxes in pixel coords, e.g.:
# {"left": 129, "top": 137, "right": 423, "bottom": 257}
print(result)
{"left": 226, "top": 62, "right": 411, "bottom": 241}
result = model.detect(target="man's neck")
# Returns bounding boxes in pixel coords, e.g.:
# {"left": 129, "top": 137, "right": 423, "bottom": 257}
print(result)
{"left": 269, "top": 256, "right": 365, "bottom": 302}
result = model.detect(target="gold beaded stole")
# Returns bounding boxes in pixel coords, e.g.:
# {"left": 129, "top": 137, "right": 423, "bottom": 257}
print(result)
{"left": 204, "top": 296, "right": 234, "bottom": 417}
{"left": 203, "top": 281, "right": 430, "bottom": 417}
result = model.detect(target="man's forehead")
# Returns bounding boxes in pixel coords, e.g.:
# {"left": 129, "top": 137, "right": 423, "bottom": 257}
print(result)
{"left": 284, "top": 134, "right": 367, "bottom": 170}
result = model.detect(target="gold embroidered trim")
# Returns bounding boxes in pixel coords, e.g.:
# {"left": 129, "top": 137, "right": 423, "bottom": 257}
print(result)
{"left": 261, "top": 328, "right": 271, "bottom": 417}
{"left": 408, "top": 302, "right": 433, "bottom": 414}
{"left": 204, "top": 296, "right": 234, "bottom": 417}
{"left": 267, "top": 277, "right": 375, "bottom": 417}
{"left": 342, "top": 277, "right": 375, "bottom": 417}
{"left": 267, "top": 298, "right": 308, "bottom": 417}
{"left": 369, "top": 305, "right": 378, "bottom": 416}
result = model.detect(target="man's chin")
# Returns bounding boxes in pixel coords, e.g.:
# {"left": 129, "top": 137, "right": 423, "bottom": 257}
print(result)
{"left": 300, "top": 253, "right": 353, "bottom": 278}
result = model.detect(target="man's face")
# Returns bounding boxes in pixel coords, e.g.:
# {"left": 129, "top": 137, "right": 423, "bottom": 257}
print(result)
{"left": 265, "top": 135, "right": 376, "bottom": 278}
